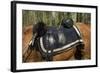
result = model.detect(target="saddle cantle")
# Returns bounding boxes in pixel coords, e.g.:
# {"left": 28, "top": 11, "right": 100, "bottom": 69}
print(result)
{"left": 39, "top": 25, "right": 83, "bottom": 57}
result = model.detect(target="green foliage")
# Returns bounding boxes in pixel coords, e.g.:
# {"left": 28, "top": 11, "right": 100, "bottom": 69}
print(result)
{"left": 22, "top": 10, "right": 91, "bottom": 27}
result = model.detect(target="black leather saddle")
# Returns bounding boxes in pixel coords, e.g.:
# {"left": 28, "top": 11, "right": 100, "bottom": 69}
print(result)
{"left": 38, "top": 25, "right": 83, "bottom": 57}
{"left": 24, "top": 19, "right": 84, "bottom": 62}
{"left": 31, "top": 19, "right": 84, "bottom": 61}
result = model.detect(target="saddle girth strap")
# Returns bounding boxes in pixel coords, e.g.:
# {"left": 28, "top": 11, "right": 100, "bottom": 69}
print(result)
{"left": 75, "top": 43, "right": 84, "bottom": 60}
{"left": 45, "top": 48, "right": 54, "bottom": 61}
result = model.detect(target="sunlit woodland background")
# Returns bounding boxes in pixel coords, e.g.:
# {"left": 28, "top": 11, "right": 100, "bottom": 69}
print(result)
{"left": 22, "top": 10, "right": 91, "bottom": 27}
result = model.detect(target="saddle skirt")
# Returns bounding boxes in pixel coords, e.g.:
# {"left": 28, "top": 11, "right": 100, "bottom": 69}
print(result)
{"left": 39, "top": 25, "right": 83, "bottom": 55}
